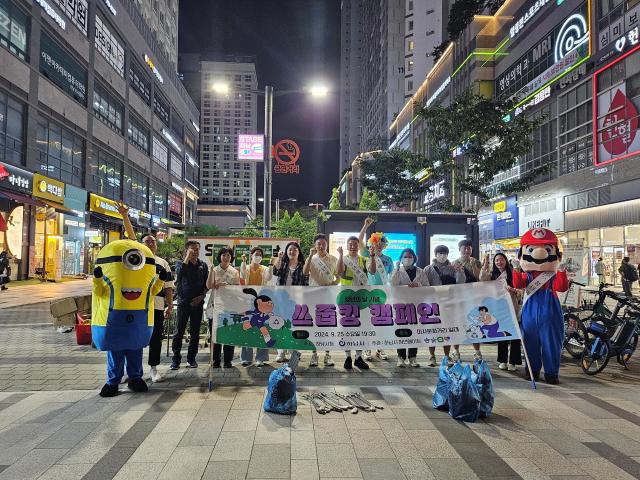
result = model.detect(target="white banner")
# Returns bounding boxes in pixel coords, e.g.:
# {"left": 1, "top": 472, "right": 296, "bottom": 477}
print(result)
{"left": 211, "top": 282, "right": 520, "bottom": 351}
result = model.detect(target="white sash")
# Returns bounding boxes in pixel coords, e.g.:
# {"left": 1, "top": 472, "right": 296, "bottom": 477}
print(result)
{"left": 375, "top": 256, "right": 388, "bottom": 284}
{"left": 522, "top": 271, "right": 554, "bottom": 307}
{"left": 344, "top": 255, "right": 368, "bottom": 286}
{"left": 312, "top": 255, "right": 334, "bottom": 285}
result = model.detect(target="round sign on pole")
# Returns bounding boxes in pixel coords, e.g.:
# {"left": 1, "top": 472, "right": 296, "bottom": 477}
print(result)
{"left": 273, "top": 139, "right": 301, "bottom": 173}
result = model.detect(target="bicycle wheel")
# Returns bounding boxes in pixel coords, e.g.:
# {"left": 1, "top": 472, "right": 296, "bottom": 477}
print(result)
{"left": 564, "top": 313, "right": 588, "bottom": 359}
{"left": 581, "top": 338, "right": 611, "bottom": 375}
{"left": 617, "top": 333, "right": 639, "bottom": 365}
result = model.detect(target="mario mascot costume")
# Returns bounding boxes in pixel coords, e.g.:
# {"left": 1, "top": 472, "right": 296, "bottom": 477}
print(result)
{"left": 91, "top": 240, "right": 169, "bottom": 397}
{"left": 513, "top": 228, "right": 568, "bottom": 384}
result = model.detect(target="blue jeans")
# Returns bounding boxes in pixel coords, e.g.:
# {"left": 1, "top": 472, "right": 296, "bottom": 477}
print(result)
{"left": 107, "top": 349, "right": 143, "bottom": 385}
{"left": 241, "top": 347, "right": 269, "bottom": 362}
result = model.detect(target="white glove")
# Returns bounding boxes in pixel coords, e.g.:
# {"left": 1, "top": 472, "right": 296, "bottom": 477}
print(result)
{"left": 557, "top": 262, "right": 566, "bottom": 272}
{"left": 511, "top": 259, "right": 520, "bottom": 270}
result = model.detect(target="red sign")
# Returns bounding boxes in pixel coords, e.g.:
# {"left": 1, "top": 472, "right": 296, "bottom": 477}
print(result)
{"left": 273, "top": 139, "right": 300, "bottom": 174}
{"left": 169, "top": 192, "right": 182, "bottom": 215}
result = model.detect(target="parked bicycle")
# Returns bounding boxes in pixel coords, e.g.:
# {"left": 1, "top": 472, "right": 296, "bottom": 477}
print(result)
{"left": 580, "top": 288, "right": 640, "bottom": 375}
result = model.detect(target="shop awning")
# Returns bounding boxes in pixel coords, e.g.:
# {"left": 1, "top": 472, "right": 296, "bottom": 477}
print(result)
{"left": 90, "top": 212, "right": 123, "bottom": 226}
{"left": 0, "top": 190, "right": 45, "bottom": 207}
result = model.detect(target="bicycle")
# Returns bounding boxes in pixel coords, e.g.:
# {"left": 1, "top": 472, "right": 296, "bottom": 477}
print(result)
{"left": 563, "top": 281, "right": 611, "bottom": 358}
{"left": 580, "top": 289, "right": 640, "bottom": 375}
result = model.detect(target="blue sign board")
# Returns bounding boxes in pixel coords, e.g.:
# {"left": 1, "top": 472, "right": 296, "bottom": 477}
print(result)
{"left": 493, "top": 196, "right": 519, "bottom": 240}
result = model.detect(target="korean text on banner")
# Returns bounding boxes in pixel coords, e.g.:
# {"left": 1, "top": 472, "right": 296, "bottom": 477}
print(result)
{"left": 211, "top": 281, "right": 520, "bottom": 351}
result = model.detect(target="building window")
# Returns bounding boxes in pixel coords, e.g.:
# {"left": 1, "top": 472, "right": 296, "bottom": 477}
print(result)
{"left": 170, "top": 152, "right": 183, "bottom": 178}
{"left": 123, "top": 164, "right": 147, "bottom": 210}
{"left": 171, "top": 113, "right": 184, "bottom": 139}
{"left": 154, "top": 91, "right": 170, "bottom": 125}
{"left": 150, "top": 182, "right": 167, "bottom": 217}
{"left": 40, "top": 32, "right": 87, "bottom": 105}
{"left": 559, "top": 78, "right": 592, "bottom": 176}
{"left": 93, "top": 82, "right": 123, "bottom": 133}
{"left": 0, "top": 92, "right": 25, "bottom": 166}
{"left": 407, "top": 40, "right": 414, "bottom": 51}
{"left": 94, "top": 15, "right": 124, "bottom": 76}
{"left": 152, "top": 136, "right": 168, "bottom": 168}
{"left": 91, "top": 148, "right": 121, "bottom": 200}
{"left": 0, "top": 0, "right": 28, "bottom": 60}
{"left": 408, "top": 20, "right": 413, "bottom": 31}
{"left": 129, "top": 60, "right": 151, "bottom": 103}
{"left": 128, "top": 115, "right": 150, "bottom": 154}
{"left": 36, "top": 119, "right": 84, "bottom": 187}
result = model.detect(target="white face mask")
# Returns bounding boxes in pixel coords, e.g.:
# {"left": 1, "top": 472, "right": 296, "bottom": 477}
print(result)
{"left": 401, "top": 258, "right": 413, "bottom": 267}
{"left": 252, "top": 255, "right": 262, "bottom": 264}
{"left": 436, "top": 253, "right": 448, "bottom": 263}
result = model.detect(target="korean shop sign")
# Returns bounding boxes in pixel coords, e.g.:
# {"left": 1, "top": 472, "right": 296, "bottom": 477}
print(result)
{"left": 33, "top": 173, "right": 64, "bottom": 204}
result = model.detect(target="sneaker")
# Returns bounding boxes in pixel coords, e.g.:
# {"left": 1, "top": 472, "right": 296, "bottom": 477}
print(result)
{"left": 544, "top": 374, "right": 560, "bottom": 385}
{"left": 364, "top": 350, "right": 373, "bottom": 361}
{"left": 428, "top": 355, "right": 436, "bottom": 367}
{"left": 451, "top": 350, "right": 461, "bottom": 362}
{"left": 473, "top": 350, "right": 483, "bottom": 361}
{"left": 344, "top": 356, "right": 353, "bottom": 370}
{"left": 275, "top": 353, "right": 286, "bottom": 363}
{"left": 241, "top": 360, "right": 250, "bottom": 366}
{"left": 186, "top": 360, "right": 198, "bottom": 368}
{"left": 212, "top": 361, "right": 221, "bottom": 368}
{"left": 99, "top": 383, "right": 119, "bottom": 397}
{"left": 397, "top": 357, "right": 407, "bottom": 368}
{"left": 150, "top": 367, "right": 163, "bottom": 383}
{"left": 324, "top": 353, "right": 335, "bottom": 366}
{"left": 256, "top": 361, "right": 264, "bottom": 367}
{"left": 170, "top": 361, "right": 180, "bottom": 370}
{"left": 309, "top": 352, "right": 319, "bottom": 367}
{"left": 409, "top": 358, "right": 420, "bottom": 368}
{"left": 508, "top": 364, "right": 517, "bottom": 372}
{"left": 376, "top": 350, "right": 388, "bottom": 360}
{"left": 127, "top": 378, "right": 148, "bottom": 393}
{"left": 498, "top": 362, "right": 508, "bottom": 370}
{"left": 354, "top": 357, "right": 370, "bottom": 370}
{"left": 223, "top": 362, "right": 232, "bottom": 368}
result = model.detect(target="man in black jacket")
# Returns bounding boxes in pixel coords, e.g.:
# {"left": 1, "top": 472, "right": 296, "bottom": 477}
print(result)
{"left": 171, "top": 240, "right": 208, "bottom": 369}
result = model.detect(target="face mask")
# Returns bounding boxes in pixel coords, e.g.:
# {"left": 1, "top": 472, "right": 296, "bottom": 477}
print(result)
{"left": 252, "top": 256, "right": 262, "bottom": 264}
{"left": 436, "top": 253, "right": 448, "bottom": 263}
{"left": 402, "top": 258, "right": 413, "bottom": 267}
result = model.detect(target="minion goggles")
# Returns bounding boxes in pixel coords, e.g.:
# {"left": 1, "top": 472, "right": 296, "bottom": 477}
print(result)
{"left": 95, "top": 249, "right": 156, "bottom": 271}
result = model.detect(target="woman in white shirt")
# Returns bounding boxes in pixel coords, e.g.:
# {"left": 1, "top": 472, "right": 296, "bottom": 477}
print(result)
{"left": 390, "top": 248, "right": 429, "bottom": 368}
{"left": 206, "top": 247, "right": 240, "bottom": 368}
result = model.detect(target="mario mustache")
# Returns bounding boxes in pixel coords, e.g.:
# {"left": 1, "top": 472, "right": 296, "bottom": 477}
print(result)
{"left": 522, "top": 254, "right": 558, "bottom": 264}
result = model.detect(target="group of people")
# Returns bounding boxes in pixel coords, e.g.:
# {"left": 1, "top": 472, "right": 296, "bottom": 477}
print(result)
{"left": 157, "top": 218, "right": 524, "bottom": 375}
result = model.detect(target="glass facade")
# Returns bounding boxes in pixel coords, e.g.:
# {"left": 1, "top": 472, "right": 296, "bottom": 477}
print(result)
{"left": 128, "top": 115, "right": 149, "bottom": 154}
{"left": 0, "top": 0, "right": 28, "bottom": 60}
{"left": 0, "top": 91, "right": 24, "bottom": 166}
{"left": 90, "top": 148, "right": 122, "bottom": 200}
{"left": 36, "top": 120, "right": 84, "bottom": 186}
{"left": 123, "top": 164, "right": 148, "bottom": 211}
{"left": 93, "top": 82, "right": 124, "bottom": 133}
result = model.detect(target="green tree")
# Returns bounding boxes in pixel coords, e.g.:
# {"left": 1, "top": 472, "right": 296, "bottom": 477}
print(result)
{"left": 360, "top": 148, "right": 432, "bottom": 209}
{"left": 415, "top": 89, "right": 544, "bottom": 211}
{"left": 328, "top": 187, "right": 341, "bottom": 210}
{"left": 185, "top": 224, "right": 231, "bottom": 237}
{"left": 358, "top": 188, "right": 380, "bottom": 211}
{"left": 156, "top": 233, "right": 186, "bottom": 266}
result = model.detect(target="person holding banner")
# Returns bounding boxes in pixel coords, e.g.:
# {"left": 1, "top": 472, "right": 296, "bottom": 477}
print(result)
{"left": 424, "top": 245, "right": 466, "bottom": 366}
{"left": 272, "top": 242, "right": 309, "bottom": 363}
{"left": 303, "top": 234, "right": 337, "bottom": 367}
{"left": 480, "top": 252, "right": 522, "bottom": 372}
{"left": 337, "top": 236, "right": 376, "bottom": 370}
{"left": 207, "top": 247, "right": 240, "bottom": 368}
{"left": 390, "top": 248, "right": 429, "bottom": 367}
{"left": 358, "top": 218, "right": 392, "bottom": 362}
{"left": 239, "top": 247, "right": 273, "bottom": 366}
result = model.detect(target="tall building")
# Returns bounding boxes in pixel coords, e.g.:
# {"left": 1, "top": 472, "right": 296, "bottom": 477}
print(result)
{"left": 180, "top": 54, "right": 258, "bottom": 228}
{"left": 133, "top": 0, "right": 179, "bottom": 68}
{"left": 339, "top": 0, "right": 405, "bottom": 176}
{"left": 0, "top": 0, "right": 199, "bottom": 280}
{"left": 404, "top": 0, "right": 449, "bottom": 99}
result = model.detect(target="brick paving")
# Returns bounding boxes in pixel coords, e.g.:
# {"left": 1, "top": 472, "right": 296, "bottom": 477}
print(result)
{"left": 2, "top": 300, "right": 640, "bottom": 478}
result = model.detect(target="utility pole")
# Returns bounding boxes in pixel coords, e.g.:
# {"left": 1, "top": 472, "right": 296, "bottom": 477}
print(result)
{"left": 263, "top": 85, "right": 274, "bottom": 238}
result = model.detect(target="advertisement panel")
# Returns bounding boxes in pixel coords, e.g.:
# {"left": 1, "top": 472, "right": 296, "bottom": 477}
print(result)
{"left": 40, "top": 32, "right": 87, "bottom": 104}
{"left": 0, "top": 161, "right": 32, "bottom": 194}
{"left": 594, "top": 44, "right": 640, "bottom": 166}
{"left": 429, "top": 234, "right": 466, "bottom": 262}
{"left": 238, "top": 134, "right": 264, "bottom": 161}
{"left": 212, "top": 282, "right": 521, "bottom": 350}
{"left": 95, "top": 15, "right": 125, "bottom": 77}
{"left": 518, "top": 195, "right": 565, "bottom": 234}
{"left": 188, "top": 237, "right": 299, "bottom": 268}
{"left": 383, "top": 233, "right": 418, "bottom": 264}
{"left": 493, "top": 196, "right": 519, "bottom": 240}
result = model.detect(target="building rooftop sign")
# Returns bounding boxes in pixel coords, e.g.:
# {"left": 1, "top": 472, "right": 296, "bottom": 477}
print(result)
{"left": 144, "top": 54, "right": 164, "bottom": 84}
{"left": 510, "top": 0, "right": 553, "bottom": 40}
{"left": 35, "top": 0, "right": 66, "bottom": 30}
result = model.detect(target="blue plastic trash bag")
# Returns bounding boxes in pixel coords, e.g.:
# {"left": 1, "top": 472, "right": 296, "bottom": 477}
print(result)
{"left": 263, "top": 364, "right": 297, "bottom": 415}
{"left": 448, "top": 363, "right": 481, "bottom": 423}
{"left": 432, "top": 356, "right": 452, "bottom": 410}
{"left": 473, "top": 360, "right": 495, "bottom": 418}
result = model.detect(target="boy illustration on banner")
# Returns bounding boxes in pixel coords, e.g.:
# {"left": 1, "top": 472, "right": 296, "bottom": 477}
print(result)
{"left": 241, "top": 288, "right": 285, "bottom": 347}
{"left": 512, "top": 228, "right": 568, "bottom": 385}
{"left": 478, "top": 306, "right": 510, "bottom": 338}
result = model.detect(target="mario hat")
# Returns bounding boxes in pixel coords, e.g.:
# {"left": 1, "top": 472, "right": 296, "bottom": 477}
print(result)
{"left": 520, "top": 228, "right": 559, "bottom": 246}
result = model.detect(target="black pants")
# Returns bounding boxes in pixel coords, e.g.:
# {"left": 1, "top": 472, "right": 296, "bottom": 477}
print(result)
{"left": 213, "top": 344, "right": 234, "bottom": 364}
{"left": 148, "top": 309, "right": 164, "bottom": 367}
{"left": 623, "top": 280, "right": 633, "bottom": 297}
{"left": 172, "top": 303, "right": 203, "bottom": 363}
{"left": 397, "top": 348, "right": 418, "bottom": 360}
{"left": 497, "top": 340, "right": 522, "bottom": 365}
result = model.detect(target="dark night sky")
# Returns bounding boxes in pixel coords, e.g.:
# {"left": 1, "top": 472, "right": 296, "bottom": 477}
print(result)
{"left": 178, "top": 0, "right": 342, "bottom": 207}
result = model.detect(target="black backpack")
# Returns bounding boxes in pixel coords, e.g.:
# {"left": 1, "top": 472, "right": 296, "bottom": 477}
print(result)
{"left": 463, "top": 267, "right": 477, "bottom": 283}
{"left": 627, "top": 264, "right": 639, "bottom": 282}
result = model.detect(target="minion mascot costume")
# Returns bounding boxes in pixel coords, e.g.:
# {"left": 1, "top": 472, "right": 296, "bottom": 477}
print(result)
{"left": 513, "top": 228, "right": 568, "bottom": 384}
{"left": 92, "top": 240, "right": 169, "bottom": 397}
